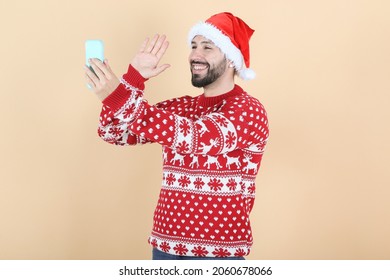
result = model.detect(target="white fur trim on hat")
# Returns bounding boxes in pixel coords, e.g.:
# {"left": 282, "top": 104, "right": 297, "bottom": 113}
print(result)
{"left": 239, "top": 68, "right": 256, "bottom": 80}
{"left": 188, "top": 22, "right": 256, "bottom": 80}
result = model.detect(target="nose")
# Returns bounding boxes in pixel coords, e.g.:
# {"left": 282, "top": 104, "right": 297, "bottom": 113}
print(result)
{"left": 189, "top": 47, "right": 204, "bottom": 63}
{"left": 189, "top": 51, "right": 197, "bottom": 63}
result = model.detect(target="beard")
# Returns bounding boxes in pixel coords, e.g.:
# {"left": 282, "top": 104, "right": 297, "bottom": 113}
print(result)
{"left": 191, "top": 58, "right": 228, "bottom": 88}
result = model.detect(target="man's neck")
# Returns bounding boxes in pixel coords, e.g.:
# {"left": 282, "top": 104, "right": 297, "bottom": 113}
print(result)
{"left": 203, "top": 78, "right": 235, "bottom": 97}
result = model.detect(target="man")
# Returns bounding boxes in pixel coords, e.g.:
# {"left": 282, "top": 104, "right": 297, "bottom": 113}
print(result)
{"left": 84, "top": 12, "right": 269, "bottom": 260}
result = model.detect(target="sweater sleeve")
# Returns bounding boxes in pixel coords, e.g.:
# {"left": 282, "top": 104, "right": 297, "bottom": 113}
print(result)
{"left": 97, "top": 65, "right": 154, "bottom": 146}
{"left": 98, "top": 65, "right": 269, "bottom": 154}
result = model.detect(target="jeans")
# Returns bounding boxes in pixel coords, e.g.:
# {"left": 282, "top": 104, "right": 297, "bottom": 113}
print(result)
{"left": 152, "top": 248, "right": 245, "bottom": 260}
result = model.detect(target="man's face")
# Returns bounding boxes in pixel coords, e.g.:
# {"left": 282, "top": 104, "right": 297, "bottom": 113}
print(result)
{"left": 189, "top": 35, "right": 229, "bottom": 88}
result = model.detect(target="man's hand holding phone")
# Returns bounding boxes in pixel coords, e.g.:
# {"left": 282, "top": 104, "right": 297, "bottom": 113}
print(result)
{"left": 84, "top": 40, "right": 120, "bottom": 101}
{"left": 84, "top": 58, "right": 120, "bottom": 101}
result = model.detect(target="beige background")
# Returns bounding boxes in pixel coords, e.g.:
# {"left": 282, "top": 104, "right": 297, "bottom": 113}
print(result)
{"left": 1, "top": 0, "right": 389, "bottom": 259}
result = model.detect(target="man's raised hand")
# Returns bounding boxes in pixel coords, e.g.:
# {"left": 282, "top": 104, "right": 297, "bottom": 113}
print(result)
{"left": 131, "top": 34, "right": 171, "bottom": 79}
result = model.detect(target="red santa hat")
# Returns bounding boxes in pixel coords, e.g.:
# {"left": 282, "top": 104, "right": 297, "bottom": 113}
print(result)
{"left": 188, "top": 12, "right": 256, "bottom": 80}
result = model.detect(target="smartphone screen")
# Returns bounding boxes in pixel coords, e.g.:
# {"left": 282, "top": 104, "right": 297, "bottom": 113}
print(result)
{"left": 85, "top": 40, "right": 104, "bottom": 76}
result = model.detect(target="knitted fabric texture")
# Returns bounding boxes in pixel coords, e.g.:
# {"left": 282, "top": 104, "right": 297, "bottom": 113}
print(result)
{"left": 98, "top": 65, "right": 269, "bottom": 257}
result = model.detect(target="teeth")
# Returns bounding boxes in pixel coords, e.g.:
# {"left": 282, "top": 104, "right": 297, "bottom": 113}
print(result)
{"left": 193, "top": 64, "right": 207, "bottom": 70}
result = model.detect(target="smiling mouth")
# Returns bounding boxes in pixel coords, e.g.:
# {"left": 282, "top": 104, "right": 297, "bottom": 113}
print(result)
{"left": 192, "top": 64, "right": 208, "bottom": 70}
{"left": 191, "top": 61, "right": 209, "bottom": 73}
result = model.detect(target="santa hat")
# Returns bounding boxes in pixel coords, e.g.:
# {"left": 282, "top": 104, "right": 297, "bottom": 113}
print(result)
{"left": 188, "top": 12, "right": 256, "bottom": 80}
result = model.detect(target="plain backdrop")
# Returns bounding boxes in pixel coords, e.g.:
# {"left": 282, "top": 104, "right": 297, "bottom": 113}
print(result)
{"left": 1, "top": 0, "right": 389, "bottom": 259}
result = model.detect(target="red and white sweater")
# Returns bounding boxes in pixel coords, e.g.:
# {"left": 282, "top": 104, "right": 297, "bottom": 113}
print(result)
{"left": 98, "top": 65, "right": 269, "bottom": 257}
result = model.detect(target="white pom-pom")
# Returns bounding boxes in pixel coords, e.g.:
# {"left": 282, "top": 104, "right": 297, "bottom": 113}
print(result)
{"left": 238, "top": 68, "right": 256, "bottom": 80}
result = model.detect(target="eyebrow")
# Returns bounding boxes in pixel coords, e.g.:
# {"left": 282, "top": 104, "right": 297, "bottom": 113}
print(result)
{"left": 191, "top": 40, "right": 215, "bottom": 45}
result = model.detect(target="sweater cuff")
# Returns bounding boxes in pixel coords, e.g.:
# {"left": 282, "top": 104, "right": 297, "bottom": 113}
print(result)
{"left": 123, "top": 64, "right": 148, "bottom": 90}
{"left": 102, "top": 83, "right": 129, "bottom": 111}
{"left": 102, "top": 65, "right": 148, "bottom": 111}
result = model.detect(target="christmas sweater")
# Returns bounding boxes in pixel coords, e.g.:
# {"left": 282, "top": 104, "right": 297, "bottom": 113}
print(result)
{"left": 98, "top": 65, "right": 269, "bottom": 258}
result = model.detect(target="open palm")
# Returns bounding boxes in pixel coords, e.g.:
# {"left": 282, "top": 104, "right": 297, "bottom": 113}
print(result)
{"left": 131, "top": 34, "right": 171, "bottom": 79}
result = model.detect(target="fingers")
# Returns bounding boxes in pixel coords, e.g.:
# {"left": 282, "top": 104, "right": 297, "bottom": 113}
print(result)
{"left": 156, "top": 39, "right": 169, "bottom": 61}
{"left": 152, "top": 35, "right": 168, "bottom": 56}
{"left": 84, "top": 59, "right": 111, "bottom": 89}
{"left": 84, "top": 58, "right": 121, "bottom": 100}
{"left": 154, "top": 63, "right": 171, "bottom": 76}
{"left": 145, "top": 34, "right": 159, "bottom": 53}
{"left": 103, "top": 59, "right": 113, "bottom": 72}
{"left": 84, "top": 65, "right": 99, "bottom": 88}
{"left": 90, "top": 58, "right": 112, "bottom": 79}
{"left": 139, "top": 37, "right": 149, "bottom": 52}
{"left": 143, "top": 34, "right": 169, "bottom": 56}
{"left": 150, "top": 35, "right": 165, "bottom": 55}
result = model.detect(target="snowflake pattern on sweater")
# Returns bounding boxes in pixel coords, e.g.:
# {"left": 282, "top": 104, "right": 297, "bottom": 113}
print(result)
{"left": 98, "top": 65, "right": 269, "bottom": 257}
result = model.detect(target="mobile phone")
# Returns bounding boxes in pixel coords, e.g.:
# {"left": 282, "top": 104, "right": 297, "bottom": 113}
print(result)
{"left": 85, "top": 39, "right": 104, "bottom": 76}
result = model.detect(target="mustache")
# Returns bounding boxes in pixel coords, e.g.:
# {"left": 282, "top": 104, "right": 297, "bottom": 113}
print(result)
{"left": 190, "top": 60, "right": 209, "bottom": 66}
